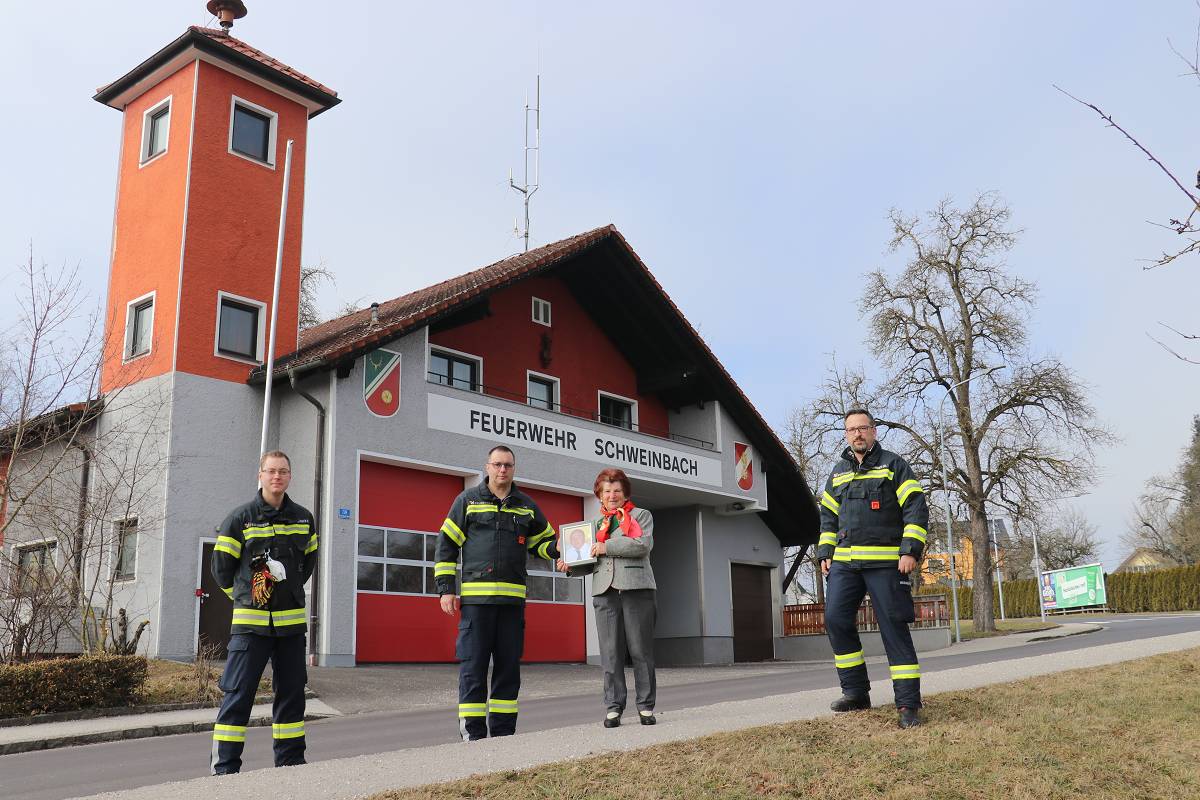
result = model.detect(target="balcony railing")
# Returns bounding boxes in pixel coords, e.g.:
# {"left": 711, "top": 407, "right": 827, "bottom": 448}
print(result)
{"left": 782, "top": 594, "right": 949, "bottom": 636}
{"left": 426, "top": 372, "right": 715, "bottom": 450}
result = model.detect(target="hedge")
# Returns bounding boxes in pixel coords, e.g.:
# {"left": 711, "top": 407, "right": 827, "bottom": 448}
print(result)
{"left": 918, "top": 564, "right": 1200, "bottom": 618}
{"left": 0, "top": 654, "right": 149, "bottom": 718}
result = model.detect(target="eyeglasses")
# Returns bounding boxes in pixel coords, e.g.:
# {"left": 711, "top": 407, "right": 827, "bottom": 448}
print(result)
{"left": 488, "top": 462, "right": 515, "bottom": 470}
{"left": 261, "top": 468, "right": 291, "bottom": 476}
{"left": 845, "top": 425, "right": 874, "bottom": 435}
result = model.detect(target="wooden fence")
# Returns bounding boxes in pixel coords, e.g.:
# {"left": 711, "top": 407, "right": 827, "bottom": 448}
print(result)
{"left": 782, "top": 594, "right": 949, "bottom": 636}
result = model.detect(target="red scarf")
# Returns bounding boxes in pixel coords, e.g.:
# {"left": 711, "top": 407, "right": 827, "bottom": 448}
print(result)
{"left": 597, "top": 500, "right": 642, "bottom": 542}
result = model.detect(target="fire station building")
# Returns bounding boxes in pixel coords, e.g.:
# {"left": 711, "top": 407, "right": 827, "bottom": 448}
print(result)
{"left": 73, "top": 15, "right": 819, "bottom": 667}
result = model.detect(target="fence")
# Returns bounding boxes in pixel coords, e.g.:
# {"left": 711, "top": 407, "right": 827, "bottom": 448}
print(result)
{"left": 782, "top": 594, "right": 949, "bottom": 636}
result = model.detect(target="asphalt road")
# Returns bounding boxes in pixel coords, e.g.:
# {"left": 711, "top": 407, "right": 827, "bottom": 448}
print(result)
{"left": 3, "top": 613, "right": 1197, "bottom": 800}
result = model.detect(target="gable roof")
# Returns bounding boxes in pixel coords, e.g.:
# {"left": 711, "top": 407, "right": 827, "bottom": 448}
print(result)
{"left": 255, "top": 225, "right": 818, "bottom": 547}
{"left": 94, "top": 27, "right": 339, "bottom": 117}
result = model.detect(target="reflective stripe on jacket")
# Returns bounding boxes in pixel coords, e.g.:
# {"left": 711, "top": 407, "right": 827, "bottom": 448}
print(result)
{"left": 815, "top": 443, "right": 928, "bottom": 567}
{"left": 434, "top": 480, "right": 558, "bottom": 605}
{"left": 211, "top": 491, "right": 318, "bottom": 636}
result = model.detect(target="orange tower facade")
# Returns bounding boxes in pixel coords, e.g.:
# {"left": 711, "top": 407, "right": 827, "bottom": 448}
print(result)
{"left": 95, "top": 23, "right": 339, "bottom": 392}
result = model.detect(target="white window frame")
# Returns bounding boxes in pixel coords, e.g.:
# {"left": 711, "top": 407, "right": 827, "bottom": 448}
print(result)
{"left": 354, "top": 526, "right": 444, "bottom": 597}
{"left": 139, "top": 95, "right": 172, "bottom": 166}
{"left": 597, "top": 389, "right": 639, "bottom": 430}
{"left": 214, "top": 290, "right": 267, "bottom": 364}
{"left": 428, "top": 345, "right": 483, "bottom": 392}
{"left": 227, "top": 95, "right": 279, "bottom": 169}
{"left": 531, "top": 296, "right": 552, "bottom": 327}
{"left": 123, "top": 290, "right": 156, "bottom": 362}
{"left": 526, "top": 369, "right": 560, "bottom": 411}
{"left": 113, "top": 518, "right": 139, "bottom": 582}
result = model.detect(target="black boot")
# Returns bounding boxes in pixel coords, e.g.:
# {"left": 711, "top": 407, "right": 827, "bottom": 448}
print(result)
{"left": 638, "top": 710, "right": 656, "bottom": 725}
{"left": 830, "top": 694, "right": 871, "bottom": 712}
{"left": 898, "top": 707, "right": 921, "bottom": 728}
{"left": 603, "top": 711, "right": 621, "bottom": 728}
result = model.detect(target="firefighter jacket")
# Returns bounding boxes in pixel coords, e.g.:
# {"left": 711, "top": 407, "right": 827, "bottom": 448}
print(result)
{"left": 815, "top": 442, "right": 928, "bottom": 568}
{"left": 434, "top": 480, "right": 558, "bottom": 605}
{"left": 211, "top": 490, "right": 317, "bottom": 636}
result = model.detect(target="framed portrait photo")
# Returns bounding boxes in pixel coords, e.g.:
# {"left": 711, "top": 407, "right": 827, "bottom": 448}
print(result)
{"left": 559, "top": 521, "right": 596, "bottom": 566}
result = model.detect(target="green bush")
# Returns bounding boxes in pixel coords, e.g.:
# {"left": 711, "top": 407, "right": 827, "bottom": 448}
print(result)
{"left": 0, "top": 654, "right": 149, "bottom": 718}
{"left": 918, "top": 564, "right": 1200, "bottom": 618}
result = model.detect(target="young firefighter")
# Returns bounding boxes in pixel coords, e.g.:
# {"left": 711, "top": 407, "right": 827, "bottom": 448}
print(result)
{"left": 435, "top": 445, "right": 558, "bottom": 740}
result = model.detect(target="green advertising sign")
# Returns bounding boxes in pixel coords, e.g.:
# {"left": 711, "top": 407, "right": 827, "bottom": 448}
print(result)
{"left": 1039, "top": 563, "right": 1107, "bottom": 611}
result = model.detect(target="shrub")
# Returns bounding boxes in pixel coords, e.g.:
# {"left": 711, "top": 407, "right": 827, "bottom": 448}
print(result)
{"left": 0, "top": 654, "right": 149, "bottom": 717}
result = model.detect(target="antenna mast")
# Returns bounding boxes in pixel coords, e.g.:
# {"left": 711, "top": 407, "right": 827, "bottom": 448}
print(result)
{"left": 509, "top": 76, "right": 540, "bottom": 252}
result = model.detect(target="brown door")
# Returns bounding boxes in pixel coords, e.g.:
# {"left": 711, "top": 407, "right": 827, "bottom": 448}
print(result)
{"left": 198, "top": 542, "right": 233, "bottom": 659}
{"left": 731, "top": 563, "right": 773, "bottom": 662}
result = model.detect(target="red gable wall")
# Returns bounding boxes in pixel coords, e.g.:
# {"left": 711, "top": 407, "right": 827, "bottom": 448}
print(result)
{"left": 428, "top": 274, "right": 670, "bottom": 436}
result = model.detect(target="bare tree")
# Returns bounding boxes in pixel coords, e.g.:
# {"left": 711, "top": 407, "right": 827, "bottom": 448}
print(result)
{"left": 1, "top": 250, "right": 167, "bottom": 660}
{"left": 791, "top": 194, "right": 1112, "bottom": 631}
{"left": 1122, "top": 416, "right": 1200, "bottom": 565}
{"left": 1058, "top": 8, "right": 1200, "bottom": 361}
{"left": 298, "top": 261, "right": 335, "bottom": 330}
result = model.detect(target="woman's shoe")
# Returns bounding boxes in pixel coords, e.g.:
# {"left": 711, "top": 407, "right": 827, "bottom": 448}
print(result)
{"left": 603, "top": 711, "right": 621, "bottom": 728}
{"left": 639, "top": 710, "right": 656, "bottom": 725}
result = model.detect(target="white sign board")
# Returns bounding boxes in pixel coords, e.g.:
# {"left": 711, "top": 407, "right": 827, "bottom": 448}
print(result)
{"left": 427, "top": 393, "right": 723, "bottom": 487}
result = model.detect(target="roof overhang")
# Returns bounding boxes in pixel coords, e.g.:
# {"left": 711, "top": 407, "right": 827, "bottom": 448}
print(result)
{"left": 93, "top": 29, "right": 339, "bottom": 117}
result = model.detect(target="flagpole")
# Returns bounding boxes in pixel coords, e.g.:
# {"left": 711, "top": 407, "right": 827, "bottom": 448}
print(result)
{"left": 260, "top": 139, "right": 294, "bottom": 458}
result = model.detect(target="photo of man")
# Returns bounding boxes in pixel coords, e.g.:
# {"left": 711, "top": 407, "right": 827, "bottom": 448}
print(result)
{"left": 560, "top": 523, "right": 594, "bottom": 566}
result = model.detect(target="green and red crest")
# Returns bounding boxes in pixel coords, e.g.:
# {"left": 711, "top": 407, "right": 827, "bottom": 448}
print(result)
{"left": 364, "top": 348, "right": 401, "bottom": 417}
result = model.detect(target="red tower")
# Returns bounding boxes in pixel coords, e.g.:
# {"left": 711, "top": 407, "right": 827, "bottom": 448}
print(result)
{"left": 94, "top": 4, "right": 339, "bottom": 392}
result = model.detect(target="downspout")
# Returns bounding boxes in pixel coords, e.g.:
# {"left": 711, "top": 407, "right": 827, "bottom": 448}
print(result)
{"left": 288, "top": 366, "right": 325, "bottom": 664}
{"left": 72, "top": 440, "right": 93, "bottom": 651}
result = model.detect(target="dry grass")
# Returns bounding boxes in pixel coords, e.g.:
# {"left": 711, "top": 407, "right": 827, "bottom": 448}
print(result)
{"left": 372, "top": 648, "right": 1200, "bottom": 800}
{"left": 139, "top": 656, "right": 271, "bottom": 705}
{"left": 956, "top": 617, "right": 1060, "bottom": 640}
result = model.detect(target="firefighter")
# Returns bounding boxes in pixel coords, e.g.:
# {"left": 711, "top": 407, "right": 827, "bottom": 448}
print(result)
{"left": 436, "top": 445, "right": 558, "bottom": 741}
{"left": 209, "top": 450, "right": 317, "bottom": 774}
{"left": 816, "top": 409, "right": 929, "bottom": 729}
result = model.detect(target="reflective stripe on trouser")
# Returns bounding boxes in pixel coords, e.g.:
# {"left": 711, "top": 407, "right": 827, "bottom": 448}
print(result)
{"left": 593, "top": 588, "right": 657, "bottom": 714}
{"left": 823, "top": 561, "right": 921, "bottom": 708}
{"left": 456, "top": 603, "right": 524, "bottom": 740}
{"left": 210, "top": 632, "right": 308, "bottom": 774}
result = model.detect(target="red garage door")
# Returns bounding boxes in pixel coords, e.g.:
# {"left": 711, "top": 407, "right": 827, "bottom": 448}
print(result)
{"left": 355, "top": 461, "right": 585, "bottom": 663}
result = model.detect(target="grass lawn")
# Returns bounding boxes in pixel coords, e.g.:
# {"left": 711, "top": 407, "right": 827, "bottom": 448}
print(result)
{"left": 955, "top": 617, "right": 1060, "bottom": 640}
{"left": 139, "top": 658, "right": 270, "bottom": 706}
{"left": 372, "top": 647, "right": 1200, "bottom": 800}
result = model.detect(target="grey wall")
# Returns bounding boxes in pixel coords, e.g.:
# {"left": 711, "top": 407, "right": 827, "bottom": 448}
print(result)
{"left": 699, "top": 507, "right": 783, "bottom": 652}
{"left": 647, "top": 506, "right": 701, "bottom": 640}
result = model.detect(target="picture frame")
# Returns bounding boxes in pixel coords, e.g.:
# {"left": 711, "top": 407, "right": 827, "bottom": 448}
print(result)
{"left": 559, "top": 521, "right": 596, "bottom": 566}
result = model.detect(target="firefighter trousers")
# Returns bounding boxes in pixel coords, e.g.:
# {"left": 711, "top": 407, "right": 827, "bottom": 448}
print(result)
{"left": 456, "top": 603, "right": 524, "bottom": 740}
{"left": 210, "top": 632, "right": 307, "bottom": 774}
{"left": 824, "top": 562, "right": 921, "bottom": 708}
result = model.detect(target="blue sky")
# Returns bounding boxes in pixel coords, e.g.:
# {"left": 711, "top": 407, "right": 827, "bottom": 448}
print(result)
{"left": 4, "top": 2, "right": 1199, "bottom": 569}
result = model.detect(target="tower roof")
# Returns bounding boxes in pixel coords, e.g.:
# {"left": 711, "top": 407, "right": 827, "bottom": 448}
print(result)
{"left": 94, "top": 27, "right": 339, "bottom": 117}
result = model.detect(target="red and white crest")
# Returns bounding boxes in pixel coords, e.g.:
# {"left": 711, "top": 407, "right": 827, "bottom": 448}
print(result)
{"left": 734, "top": 442, "right": 753, "bottom": 491}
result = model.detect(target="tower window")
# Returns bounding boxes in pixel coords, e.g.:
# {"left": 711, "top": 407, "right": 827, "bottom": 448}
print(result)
{"left": 531, "top": 296, "right": 551, "bottom": 326}
{"left": 139, "top": 97, "right": 171, "bottom": 164}
{"left": 215, "top": 292, "right": 266, "bottom": 362}
{"left": 125, "top": 292, "right": 155, "bottom": 360}
{"left": 228, "top": 96, "right": 278, "bottom": 167}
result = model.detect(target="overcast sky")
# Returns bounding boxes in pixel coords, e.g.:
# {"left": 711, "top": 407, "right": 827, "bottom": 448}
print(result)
{"left": 4, "top": 1, "right": 1200, "bottom": 569}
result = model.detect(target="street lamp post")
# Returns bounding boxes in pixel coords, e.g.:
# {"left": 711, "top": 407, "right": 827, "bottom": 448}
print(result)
{"left": 1031, "top": 524, "right": 1047, "bottom": 622}
{"left": 992, "top": 520, "right": 1007, "bottom": 621}
{"left": 938, "top": 365, "right": 1005, "bottom": 644}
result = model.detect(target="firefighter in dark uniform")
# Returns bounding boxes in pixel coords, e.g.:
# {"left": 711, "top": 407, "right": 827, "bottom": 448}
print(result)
{"left": 209, "top": 450, "right": 317, "bottom": 773}
{"left": 435, "top": 445, "right": 558, "bottom": 741}
{"left": 816, "top": 410, "right": 929, "bottom": 729}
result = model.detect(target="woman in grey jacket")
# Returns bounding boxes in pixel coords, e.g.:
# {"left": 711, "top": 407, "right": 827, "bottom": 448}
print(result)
{"left": 560, "top": 468, "right": 657, "bottom": 728}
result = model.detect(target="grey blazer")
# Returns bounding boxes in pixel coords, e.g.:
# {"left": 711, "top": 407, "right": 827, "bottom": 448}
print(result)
{"left": 571, "top": 506, "right": 656, "bottom": 595}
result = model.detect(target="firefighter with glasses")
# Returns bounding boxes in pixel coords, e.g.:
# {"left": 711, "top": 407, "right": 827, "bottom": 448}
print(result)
{"left": 210, "top": 450, "right": 317, "bottom": 773}
{"left": 816, "top": 410, "right": 929, "bottom": 729}
{"left": 436, "top": 445, "right": 558, "bottom": 740}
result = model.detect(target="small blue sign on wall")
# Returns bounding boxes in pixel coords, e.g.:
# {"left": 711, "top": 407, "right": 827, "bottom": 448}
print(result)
{"left": 338, "top": 507, "right": 352, "bottom": 520}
